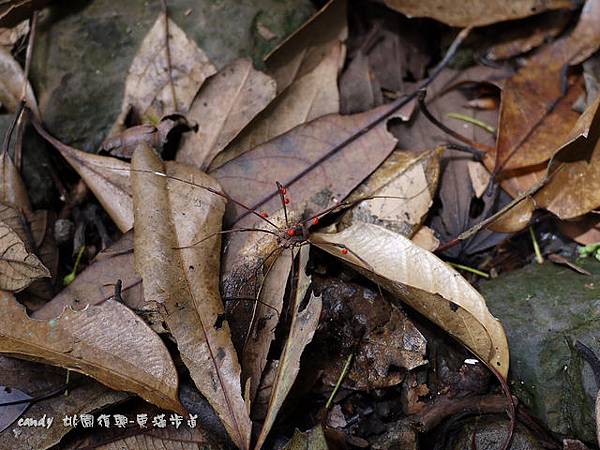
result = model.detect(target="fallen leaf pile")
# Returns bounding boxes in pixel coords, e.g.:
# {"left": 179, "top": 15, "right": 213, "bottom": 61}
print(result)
{"left": 3, "top": 0, "right": 600, "bottom": 448}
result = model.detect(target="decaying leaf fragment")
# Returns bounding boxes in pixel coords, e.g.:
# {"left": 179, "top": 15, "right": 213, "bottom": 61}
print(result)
{"left": 112, "top": 13, "right": 216, "bottom": 132}
{"left": 255, "top": 246, "right": 322, "bottom": 450}
{"left": 311, "top": 223, "right": 509, "bottom": 378}
{"left": 177, "top": 58, "right": 277, "bottom": 170}
{"left": 131, "top": 144, "right": 251, "bottom": 450}
{"left": 0, "top": 290, "right": 183, "bottom": 413}
{"left": 0, "top": 220, "right": 49, "bottom": 292}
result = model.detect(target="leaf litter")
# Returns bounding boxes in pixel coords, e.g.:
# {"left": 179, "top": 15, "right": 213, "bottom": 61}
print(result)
{"left": 6, "top": 0, "right": 600, "bottom": 449}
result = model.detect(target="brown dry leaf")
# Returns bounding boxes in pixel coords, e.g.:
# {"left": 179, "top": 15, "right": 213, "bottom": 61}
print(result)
{"left": 0, "top": 46, "right": 39, "bottom": 116}
{"left": 112, "top": 13, "right": 216, "bottom": 132}
{"left": 533, "top": 95, "right": 600, "bottom": 219}
{"left": 0, "top": 219, "right": 49, "bottom": 291}
{"left": 264, "top": 0, "right": 347, "bottom": 93}
{"left": 339, "top": 148, "right": 441, "bottom": 238}
{"left": 0, "top": 290, "right": 184, "bottom": 413}
{"left": 311, "top": 222, "right": 509, "bottom": 378}
{"left": 557, "top": 215, "right": 600, "bottom": 245}
{"left": 383, "top": 0, "right": 575, "bottom": 27}
{"left": 0, "top": 356, "right": 128, "bottom": 450}
{"left": 213, "top": 42, "right": 344, "bottom": 169}
{"left": 467, "top": 160, "right": 491, "bottom": 198}
{"left": 131, "top": 145, "right": 251, "bottom": 450}
{"left": 492, "top": 0, "right": 600, "bottom": 174}
{"left": 255, "top": 246, "right": 322, "bottom": 450}
{"left": 242, "top": 249, "right": 292, "bottom": 403}
{"left": 487, "top": 196, "right": 535, "bottom": 233}
{"left": 177, "top": 58, "right": 277, "bottom": 170}
{"left": 0, "top": 150, "right": 31, "bottom": 212}
{"left": 214, "top": 99, "right": 413, "bottom": 308}
{"left": 32, "top": 121, "right": 134, "bottom": 232}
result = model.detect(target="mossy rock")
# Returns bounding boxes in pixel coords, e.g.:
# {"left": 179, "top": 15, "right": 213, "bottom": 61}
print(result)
{"left": 480, "top": 258, "right": 600, "bottom": 443}
{"left": 29, "top": 0, "right": 314, "bottom": 152}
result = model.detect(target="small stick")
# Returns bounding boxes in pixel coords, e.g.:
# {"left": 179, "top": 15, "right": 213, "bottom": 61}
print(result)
{"left": 529, "top": 225, "right": 544, "bottom": 264}
{"left": 161, "top": 0, "right": 178, "bottom": 112}
{"left": 447, "top": 262, "right": 489, "bottom": 278}
{"left": 325, "top": 353, "right": 353, "bottom": 409}
{"left": 446, "top": 112, "right": 496, "bottom": 134}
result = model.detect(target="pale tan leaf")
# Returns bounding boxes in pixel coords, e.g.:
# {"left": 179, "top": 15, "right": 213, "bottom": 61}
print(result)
{"left": 0, "top": 290, "right": 184, "bottom": 413}
{"left": 131, "top": 145, "right": 251, "bottom": 450}
{"left": 0, "top": 46, "right": 38, "bottom": 116}
{"left": 0, "top": 19, "right": 28, "bottom": 49}
{"left": 383, "top": 0, "right": 575, "bottom": 27}
{"left": 311, "top": 223, "right": 509, "bottom": 378}
{"left": 0, "top": 220, "right": 49, "bottom": 292}
{"left": 177, "top": 59, "right": 277, "bottom": 170}
{"left": 113, "top": 13, "right": 216, "bottom": 131}
{"left": 467, "top": 160, "right": 491, "bottom": 199}
{"left": 242, "top": 248, "right": 292, "bottom": 403}
{"left": 215, "top": 42, "right": 343, "bottom": 168}
{"left": 340, "top": 148, "right": 441, "bottom": 238}
{"left": 411, "top": 225, "right": 439, "bottom": 252}
{"left": 32, "top": 121, "right": 134, "bottom": 232}
{"left": 265, "top": 0, "right": 347, "bottom": 93}
{"left": 255, "top": 246, "right": 322, "bottom": 450}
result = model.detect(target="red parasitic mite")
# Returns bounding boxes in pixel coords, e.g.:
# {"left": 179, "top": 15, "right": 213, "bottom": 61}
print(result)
{"left": 341, "top": 248, "right": 349, "bottom": 255}
{"left": 312, "top": 217, "right": 319, "bottom": 225}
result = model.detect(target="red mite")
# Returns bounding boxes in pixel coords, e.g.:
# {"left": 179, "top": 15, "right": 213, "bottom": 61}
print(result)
{"left": 284, "top": 198, "right": 290, "bottom": 205}
{"left": 312, "top": 217, "right": 319, "bottom": 225}
{"left": 287, "top": 229, "right": 295, "bottom": 237}
{"left": 279, "top": 186, "right": 287, "bottom": 195}
{"left": 260, "top": 212, "right": 269, "bottom": 218}
{"left": 341, "top": 248, "right": 348, "bottom": 254}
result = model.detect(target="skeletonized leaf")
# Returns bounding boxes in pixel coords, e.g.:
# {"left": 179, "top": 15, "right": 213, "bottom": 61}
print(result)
{"left": 131, "top": 145, "right": 251, "bottom": 450}
{"left": 32, "top": 121, "right": 134, "bottom": 232}
{"left": 0, "top": 46, "right": 38, "bottom": 117}
{"left": 255, "top": 246, "right": 322, "bottom": 450}
{"left": 311, "top": 223, "right": 509, "bottom": 378}
{"left": 383, "top": 0, "right": 575, "bottom": 27}
{"left": 242, "top": 249, "right": 292, "bottom": 403}
{"left": 177, "top": 58, "right": 277, "bottom": 170}
{"left": 0, "top": 290, "right": 184, "bottom": 413}
{"left": 0, "top": 219, "right": 49, "bottom": 291}
{"left": 112, "top": 13, "right": 216, "bottom": 131}
{"left": 214, "top": 42, "right": 343, "bottom": 168}
{"left": 265, "top": 0, "right": 347, "bottom": 93}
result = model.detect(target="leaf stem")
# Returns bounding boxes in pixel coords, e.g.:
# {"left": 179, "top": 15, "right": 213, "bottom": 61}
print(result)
{"left": 447, "top": 262, "right": 489, "bottom": 278}
{"left": 325, "top": 353, "right": 353, "bottom": 409}
{"left": 528, "top": 225, "right": 544, "bottom": 264}
{"left": 446, "top": 112, "right": 496, "bottom": 134}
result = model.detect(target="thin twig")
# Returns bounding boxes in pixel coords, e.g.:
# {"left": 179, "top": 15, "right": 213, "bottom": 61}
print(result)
{"left": 446, "top": 112, "right": 496, "bottom": 134}
{"left": 447, "top": 262, "right": 489, "bottom": 278}
{"left": 161, "top": 0, "right": 178, "bottom": 112}
{"left": 529, "top": 225, "right": 544, "bottom": 264}
{"left": 325, "top": 353, "right": 353, "bottom": 409}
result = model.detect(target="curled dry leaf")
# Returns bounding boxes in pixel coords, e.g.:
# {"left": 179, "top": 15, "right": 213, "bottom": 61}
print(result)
{"left": 339, "top": 148, "right": 441, "bottom": 238}
{"left": 264, "top": 0, "right": 347, "bottom": 93}
{"left": 131, "top": 145, "right": 251, "bottom": 450}
{"left": 0, "top": 290, "right": 183, "bottom": 413}
{"left": 0, "top": 219, "right": 49, "bottom": 292}
{"left": 242, "top": 249, "right": 293, "bottom": 403}
{"left": 311, "top": 223, "right": 509, "bottom": 378}
{"left": 111, "top": 13, "right": 216, "bottom": 133}
{"left": 255, "top": 246, "right": 322, "bottom": 450}
{"left": 0, "top": 46, "right": 39, "bottom": 117}
{"left": 177, "top": 58, "right": 277, "bottom": 170}
{"left": 383, "top": 0, "right": 575, "bottom": 27}
{"left": 1, "top": 150, "right": 31, "bottom": 212}
{"left": 214, "top": 42, "right": 343, "bottom": 168}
